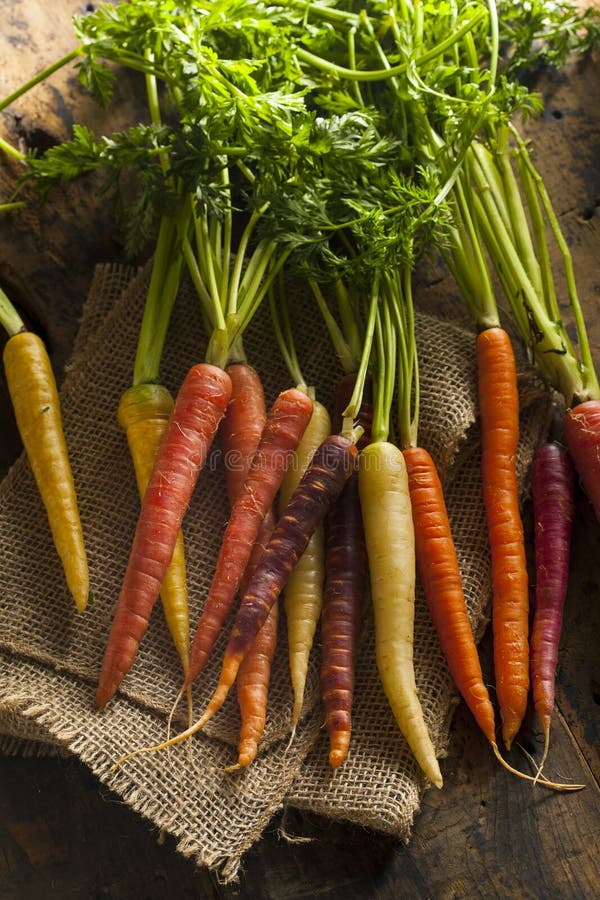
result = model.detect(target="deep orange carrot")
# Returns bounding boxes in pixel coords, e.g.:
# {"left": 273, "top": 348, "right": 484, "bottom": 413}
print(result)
{"left": 96, "top": 363, "right": 232, "bottom": 709}
{"left": 403, "top": 444, "right": 496, "bottom": 746}
{"left": 228, "top": 599, "right": 279, "bottom": 770}
{"left": 477, "top": 326, "right": 529, "bottom": 749}
{"left": 186, "top": 386, "right": 313, "bottom": 685}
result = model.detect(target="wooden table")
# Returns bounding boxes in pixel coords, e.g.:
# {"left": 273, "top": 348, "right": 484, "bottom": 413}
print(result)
{"left": 1, "top": 4, "right": 599, "bottom": 897}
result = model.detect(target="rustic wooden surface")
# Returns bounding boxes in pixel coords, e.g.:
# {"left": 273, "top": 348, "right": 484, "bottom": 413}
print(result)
{"left": 1, "top": 3, "right": 599, "bottom": 897}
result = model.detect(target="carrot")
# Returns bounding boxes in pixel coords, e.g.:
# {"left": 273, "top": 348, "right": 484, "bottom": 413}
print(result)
{"left": 564, "top": 401, "right": 600, "bottom": 520}
{"left": 220, "top": 361, "right": 278, "bottom": 769}
{"left": 477, "top": 325, "right": 529, "bottom": 750}
{"left": 3, "top": 328, "right": 89, "bottom": 611}
{"left": 403, "top": 444, "right": 496, "bottom": 746}
{"left": 278, "top": 398, "right": 332, "bottom": 728}
{"left": 530, "top": 442, "right": 575, "bottom": 772}
{"left": 227, "top": 599, "right": 280, "bottom": 770}
{"left": 220, "top": 363, "right": 269, "bottom": 507}
{"left": 123, "top": 434, "right": 358, "bottom": 755}
{"left": 95, "top": 362, "right": 232, "bottom": 709}
{"left": 117, "top": 383, "right": 190, "bottom": 676}
{"left": 320, "top": 373, "right": 372, "bottom": 768}
{"left": 359, "top": 440, "right": 443, "bottom": 788}
{"left": 185, "top": 386, "right": 314, "bottom": 685}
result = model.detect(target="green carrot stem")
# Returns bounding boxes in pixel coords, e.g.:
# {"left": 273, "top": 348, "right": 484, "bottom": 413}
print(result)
{"left": 334, "top": 279, "right": 362, "bottom": 364}
{"left": 446, "top": 172, "right": 499, "bottom": 328}
{"left": 133, "top": 215, "right": 183, "bottom": 386}
{"left": 268, "top": 278, "right": 307, "bottom": 393}
{"left": 0, "top": 49, "right": 82, "bottom": 113}
{"left": 514, "top": 149, "right": 559, "bottom": 321}
{"left": 295, "top": 7, "right": 487, "bottom": 83}
{"left": 0, "top": 136, "right": 25, "bottom": 161}
{"left": 226, "top": 207, "right": 267, "bottom": 319}
{"left": 309, "top": 279, "right": 355, "bottom": 375}
{"left": 0, "top": 285, "right": 26, "bottom": 336}
{"left": 493, "top": 128, "right": 544, "bottom": 303}
{"left": 0, "top": 201, "right": 26, "bottom": 213}
{"left": 346, "top": 276, "right": 379, "bottom": 437}
{"left": 511, "top": 129, "right": 600, "bottom": 399}
{"left": 470, "top": 151, "right": 588, "bottom": 403}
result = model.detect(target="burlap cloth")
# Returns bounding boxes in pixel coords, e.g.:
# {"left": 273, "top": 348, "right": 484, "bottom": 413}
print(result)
{"left": 0, "top": 261, "right": 552, "bottom": 881}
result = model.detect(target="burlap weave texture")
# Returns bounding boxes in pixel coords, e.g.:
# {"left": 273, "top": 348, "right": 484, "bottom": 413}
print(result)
{"left": 0, "top": 262, "right": 552, "bottom": 880}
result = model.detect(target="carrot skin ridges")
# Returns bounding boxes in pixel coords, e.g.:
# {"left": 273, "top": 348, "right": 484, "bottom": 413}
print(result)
{"left": 530, "top": 443, "right": 575, "bottom": 735}
{"left": 320, "top": 373, "right": 372, "bottom": 768}
{"left": 95, "top": 363, "right": 232, "bottom": 709}
{"left": 564, "top": 400, "right": 600, "bottom": 520}
{"left": 205, "top": 435, "right": 359, "bottom": 723}
{"left": 359, "top": 441, "right": 443, "bottom": 789}
{"left": 186, "top": 386, "right": 314, "bottom": 685}
{"left": 117, "top": 383, "right": 191, "bottom": 676}
{"left": 403, "top": 445, "right": 496, "bottom": 746}
{"left": 3, "top": 331, "right": 89, "bottom": 611}
{"left": 476, "top": 327, "right": 529, "bottom": 749}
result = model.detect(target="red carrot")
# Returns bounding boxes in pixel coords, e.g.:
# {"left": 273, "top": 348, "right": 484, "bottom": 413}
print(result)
{"left": 320, "top": 373, "right": 372, "bottom": 768}
{"left": 403, "top": 444, "right": 497, "bottom": 746}
{"left": 185, "top": 386, "right": 313, "bottom": 685}
{"left": 530, "top": 442, "right": 575, "bottom": 772}
{"left": 564, "top": 401, "right": 600, "bottom": 520}
{"left": 96, "top": 363, "right": 232, "bottom": 709}
{"left": 477, "top": 326, "right": 529, "bottom": 750}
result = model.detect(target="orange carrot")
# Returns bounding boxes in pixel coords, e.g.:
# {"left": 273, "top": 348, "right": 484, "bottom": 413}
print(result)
{"left": 186, "top": 386, "right": 313, "bottom": 685}
{"left": 95, "top": 363, "right": 232, "bottom": 709}
{"left": 477, "top": 326, "right": 529, "bottom": 749}
{"left": 228, "top": 599, "right": 279, "bottom": 770}
{"left": 403, "top": 444, "right": 496, "bottom": 746}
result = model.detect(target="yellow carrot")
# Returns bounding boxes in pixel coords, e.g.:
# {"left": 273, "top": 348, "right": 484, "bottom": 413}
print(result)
{"left": 359, "top": 440, "right": 442, "bottom": 788}
{"left": 3, "top": 330, "right": 88, "bottom": 611}
{"left": 278, "top": 399, "right": 331, "bottom": 727}
{"left": 117, "top": 383, "right": 190, "bottom": 676}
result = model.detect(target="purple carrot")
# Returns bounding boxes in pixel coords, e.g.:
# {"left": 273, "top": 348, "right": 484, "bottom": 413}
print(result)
{"left": 530, "top": 442, "right": 575, "bottom": 772}
{"left": 320, "top": 373, "right": 373, "bottom": 768}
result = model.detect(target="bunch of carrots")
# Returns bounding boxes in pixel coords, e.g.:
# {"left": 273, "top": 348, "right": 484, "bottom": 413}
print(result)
{"left": 1, "top": 0, "right": 600, "bottom": 792}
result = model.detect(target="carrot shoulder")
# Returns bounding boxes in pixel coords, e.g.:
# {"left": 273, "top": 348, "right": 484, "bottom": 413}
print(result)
{"left": 3, "top": 330, "right": 89, "bottom": 611}
{"left": 477, "top": 326, "right": 529, "bottom": 749}
{"left": 96, "top": 363, "right": 232, "bottom": 709}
